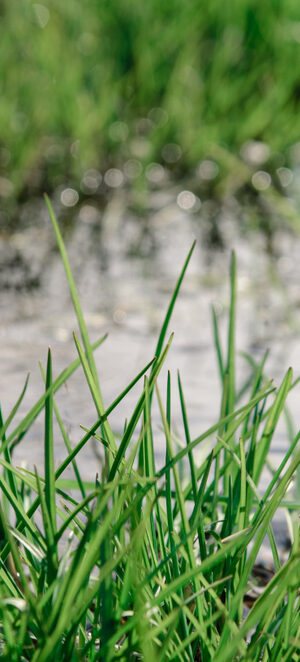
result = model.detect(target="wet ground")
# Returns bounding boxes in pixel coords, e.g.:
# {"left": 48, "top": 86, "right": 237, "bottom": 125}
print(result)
{"left": 0, "top": 187, "right": 300, "bottom": 554}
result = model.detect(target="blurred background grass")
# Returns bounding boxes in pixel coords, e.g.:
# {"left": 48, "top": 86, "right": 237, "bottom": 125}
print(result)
{"left": 1, "top": 0, "right": 300, "bottom": 217}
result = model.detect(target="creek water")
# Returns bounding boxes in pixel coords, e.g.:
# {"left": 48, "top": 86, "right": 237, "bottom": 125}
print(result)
{"left": 1, "top": 188, "right": 300, "bottom": 553}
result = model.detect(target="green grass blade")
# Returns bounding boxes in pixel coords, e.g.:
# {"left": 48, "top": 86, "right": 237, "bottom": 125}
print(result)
{"left": 45, "top": 194, "right": 118, "bottom": 471}
{"left": 212, "top": 304, "right": 224, "bottom": 383}
{"left": 34, "top": 467, "right": 57, "bottom": 588}
{"left": 226, "top": 251, "right": 236, "bottom": 416}
{"left": 215, "top": 552, "right": 300, "bottom": 662}
{"left": 109, "top": 334, "right": 173, "bottom": 480}
{"left": 44, "top": 194, "right": 99, "bottom": 386}
{"left": 0, "top": 407, "right": 18, "bottom": 503}
{"left": 220, "top": 448, "right": 300, "bottom": 649}
{"left": 157, "top": 381, "right": 275, "bottom": 483}
{"left": 0, "top": 355, "right": 156, "bottom": 565}
{"left": 56, "top": 354, "right": 155, "bottom": 481}
{"left": 177, "top": 370, "right": 197, "bottom": 500}
{"left": 39, "top": 361, "right": 86, "bottom": 501}
{"left": 44, "top": 349, "right": 56, "bottom": 540}
{"left": 0, "top": 504, "right": 34, "bottom": 608}
{"left": 0, "top": 473, "right": 43, "bottom": 546}
{"left": 55, "top": 491, "right": 99, "bottom": 543}
{"left": 0, "top": 374, "right": 29, "bottom": 441}
{"left": 155, "top": 383, "right": 204, "bottom": 638}
{"left": 150, "top": 240, "right": 196, "bottom": 378}
{"left": 255, "top": 430, "right": 300, "bottom": 510}
{"left": 254, "top": 367, "right": 293, "bottom": 484}
{"left": 1, "top": 335, "right": 106, "bottom": 456}
{"left": 73, "top": 330, "right": 116, "bottom": 454}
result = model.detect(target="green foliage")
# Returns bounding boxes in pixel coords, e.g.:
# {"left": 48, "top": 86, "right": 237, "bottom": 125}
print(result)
{"left": 0, "top": 199, "right": 299, "bottom": 660}
{"left": 1, "top": 1, "right": 300, "bottom": 207}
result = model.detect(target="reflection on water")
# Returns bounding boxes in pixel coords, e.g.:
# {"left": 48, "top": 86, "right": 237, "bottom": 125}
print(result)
{"left": 0, "top": 189, "right": 300, "bottom": 512}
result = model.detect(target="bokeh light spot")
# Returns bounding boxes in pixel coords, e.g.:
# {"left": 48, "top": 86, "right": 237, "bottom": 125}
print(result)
{"left": 145, "top": 163, "right": 165, "bottom": 184}
{"left": 241, "top": 141, "right": 270, "bottom": 166}
{"left": 148, "top": 107, "right": 169, "bottom": 127}
{"left": 79, "top": 205, "right": 100, "bottom": 224}
{"left": 81, "top": 169, "right": 102, "bottom": 193}
{"left": 104, "top": 168, "right": 124, "bottom": 188}
{"left": 124, "top": 159, "right": 142, "bottom": 179}
{"left": 198, "top": 160, "right": 219, "bottom": 181}
{"left": 177, "top": 190, "right": 200, "bottom": 211}
{"left": 161, "top": 143, "right": 182, "bottom": 164}
{"left": 277, "top": 167, "right": 293, "bottom": 188}
{"left": 60, "top": 188, "right": 79, "bottom": 207}
{"left": 251, "top": 171, "right": 271, "bottom": 191}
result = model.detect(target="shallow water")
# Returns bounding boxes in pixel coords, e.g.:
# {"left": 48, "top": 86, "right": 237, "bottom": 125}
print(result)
{"left": 1, "top": 188, "right": 300, "bottom": 549}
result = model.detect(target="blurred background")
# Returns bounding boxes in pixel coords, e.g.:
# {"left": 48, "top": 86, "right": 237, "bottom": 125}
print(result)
{"left": 1, "top": 0, "right": 300, "bottom": 482}
{"left": 0, "top": 0, "right": 300, "bottom": 221}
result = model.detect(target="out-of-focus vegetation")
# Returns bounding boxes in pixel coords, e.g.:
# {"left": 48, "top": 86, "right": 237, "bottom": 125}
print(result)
{"left": 1, "top": 0, "right": 300, "bottom": 215}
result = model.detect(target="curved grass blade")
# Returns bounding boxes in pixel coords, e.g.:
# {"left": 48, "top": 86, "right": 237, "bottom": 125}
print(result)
{"left": 150, "top": 240, "right": 196, "bottom": 379}
{"left": 56, "top": 354, "right": 155, "bottom": 481}
{"left": 0, "top": 473, "right": 44, "bottom": 547}
{"left": 54, "top": 490, "right": 99, "bottom": 543}
{"left": 219, "top": 448, "right": 300, "bottom": 652}
{"left": 254, "top": 367, "right": 293, "bottom": 484}
{"left": 44, "top": 195, "right": 99, "bottom": 386}
{"left": 39, "top": 361, "right": 86, "bottom": 501}
{"left": 0, "top": 355, "right": 156, "bottom": 566}
{"left": 177, "top": 371, "right": 197, "bottom": 501}
{"left": 156, "top": 381, "right": 275, "bottom": 483}
{"left": 214, "top": 551, "right": 300, "bottom": 662}
{"left": 1, "top": 335, "right": 106, "bottom": 457}
{"left": 0, "top": 373, "right": 29, "bottom": 441}
{"left": 0, "top": 504, "right": 36, "bottom": 609}
{"left": 9, "top": 527, "right": 44, "bottom": 563}
{"left": 109, "top": 334, "right": 173, "bottom": 480}
{"left": 0, "top": 407, "right": 18, "bottom": 503}
{"left": 212, "top": 304, "right": 224, "bottom": 384}
{"left": 34, "top": 467, "right": 57, "bottom": 586}
{"left": 73, "top": 330, "right": 116, "bottom": 455}
{"left": 45, "top": 194, "right": 117, "bottom": 470}
{"left": 155, "top": 382, "right": 204, "bottom": 642}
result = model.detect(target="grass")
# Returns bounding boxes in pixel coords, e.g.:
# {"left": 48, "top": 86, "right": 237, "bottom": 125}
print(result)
{"left": 0, "top": 196, "right": 299, "bottom": 660}
{"left": 1, "top": 1, "right": 300, "bottom": 215}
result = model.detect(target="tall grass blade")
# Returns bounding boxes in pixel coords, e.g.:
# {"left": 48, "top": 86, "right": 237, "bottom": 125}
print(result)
{"left": 44, "top": 195, "right": 98, "bottom": 385}
{"left": 150, "top": 240, "right": 196, "bottom": 378}
{"left": 254, "top": 367, "right": 293, "bottom": 484}
{"left": 2, "top": 335, "right": 106, "bottom": 456}
{"left": 212, "top": 304, "right": 224, "bottom": 383}
{"left": 226, "top": 250, "right": 236, "bottom": 417}
{"left": 109, "top": 334, "right": 173, "bottom": 480}
{"left": 44, "top": 349, "right": 56, "bottom": 540}
{"left": 39, "top": 361, "right": 86, "bottom": 500}
{"left": 0, "top": 374, "right": 29, "bottom": 442}
{"left": 73, "top": 330, "right": 117, "bottom": 455}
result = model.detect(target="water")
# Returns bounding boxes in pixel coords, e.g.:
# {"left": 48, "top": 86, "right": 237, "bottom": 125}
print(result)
{"left": 1, "top": 188, "right": 300, "bottom": 552}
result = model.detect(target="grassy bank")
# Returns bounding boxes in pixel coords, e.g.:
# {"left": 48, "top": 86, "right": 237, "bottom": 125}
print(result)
{"left": 1, "top": 1, "right": 300, "bottom": 213}
{"left": 0, "top": 198, "right": 299, "bottom": 660}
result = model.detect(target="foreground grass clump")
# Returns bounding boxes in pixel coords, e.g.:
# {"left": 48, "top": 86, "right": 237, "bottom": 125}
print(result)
{"left": 0, "top": 198, "right": 299, "bottom": 661}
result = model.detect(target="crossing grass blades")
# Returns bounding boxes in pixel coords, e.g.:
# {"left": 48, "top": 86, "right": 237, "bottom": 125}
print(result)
{"left": 0, "top": 196, "right": 299, "bottom": 661}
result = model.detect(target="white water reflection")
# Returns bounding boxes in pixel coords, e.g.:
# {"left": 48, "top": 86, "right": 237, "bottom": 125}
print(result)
{"left": 0, "top": 191, "right": 300, "bottom": 508}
